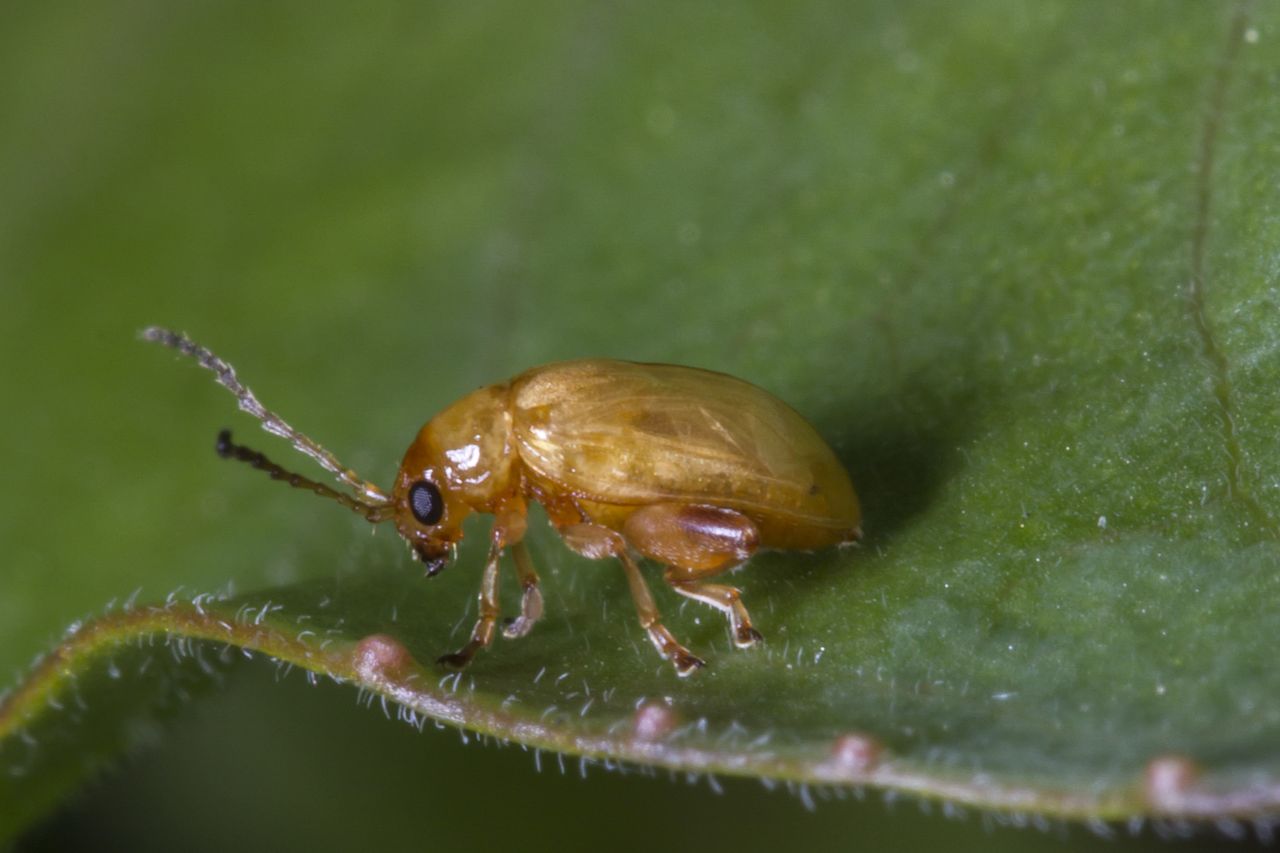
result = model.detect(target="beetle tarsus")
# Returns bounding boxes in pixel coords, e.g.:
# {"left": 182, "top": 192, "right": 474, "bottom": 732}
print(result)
{"left": 436, "top": 648, "right": 478, "bottom": 669}
{"left": 736, "top": 625, "right": 765, "bottom": 648}
{"left": 502, "top": 582, "right": 543, "bottom": 639}
{"left": 672, "top": 651, "right": 706, "bottom": 677}
{"left": 501, "top": 615, "right": 533, "bottom": 640}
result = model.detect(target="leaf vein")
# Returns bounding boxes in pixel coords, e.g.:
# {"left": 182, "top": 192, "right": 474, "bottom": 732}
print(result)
{"left": 1186, "top": 0, "right": 1274, "bottom": 537}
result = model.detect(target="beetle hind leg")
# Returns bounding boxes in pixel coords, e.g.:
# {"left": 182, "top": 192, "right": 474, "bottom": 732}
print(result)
{"left": 623, "top": 503, "right": 764, "bottom": 649}
{"left": 665, "top": 573, "right": 764, "bottom": 648}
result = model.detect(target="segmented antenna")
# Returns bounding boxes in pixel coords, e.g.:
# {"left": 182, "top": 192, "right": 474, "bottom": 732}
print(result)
{"left": 215, "top": 429, "right": 389, "bottom": 522}
{"left": 141, "top": 326, "right": 391, "bottom": 507}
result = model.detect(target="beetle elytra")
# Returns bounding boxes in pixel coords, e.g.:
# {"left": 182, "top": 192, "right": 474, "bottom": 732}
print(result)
{"left": 144, "top": 328, "right": 861, "bottom": 676}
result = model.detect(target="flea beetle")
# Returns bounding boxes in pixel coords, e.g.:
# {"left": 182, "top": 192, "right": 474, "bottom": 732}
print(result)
{"left": 143, "top": 328, "right": 861, "bottom": 676}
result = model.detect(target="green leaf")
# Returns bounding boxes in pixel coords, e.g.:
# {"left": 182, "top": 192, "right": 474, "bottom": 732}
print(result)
{"left": 3, "top": 0, "right": 1280, "bottom": 843}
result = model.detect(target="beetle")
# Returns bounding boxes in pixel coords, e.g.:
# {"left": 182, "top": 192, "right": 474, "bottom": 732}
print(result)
{"left": 143, "top": 327, "right": 861, "bottom": 675}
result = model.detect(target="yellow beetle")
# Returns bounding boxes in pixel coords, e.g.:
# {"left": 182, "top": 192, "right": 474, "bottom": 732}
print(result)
{"left": 145, "top": 328, "right": 861, "bottom": 676}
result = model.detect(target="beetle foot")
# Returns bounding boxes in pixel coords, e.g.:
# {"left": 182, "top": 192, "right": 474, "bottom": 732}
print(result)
{"left": 672, "top": 650, "right": 706, "bottom": 677}
{"left": 502, "top": 584, "right": 543, "bottom": 639}
{"left": 734, "top": 625, "right": 764, "bottom": 649}
{"left": 501, "top": 614, "right": 536, "bottom": 639}
{"left": 436, "top": 649, "right": 477, "bottom": 669}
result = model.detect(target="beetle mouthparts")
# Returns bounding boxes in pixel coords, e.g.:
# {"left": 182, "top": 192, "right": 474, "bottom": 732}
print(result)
{"left": 422, "top": 555, "right": 448, "bottom": 577}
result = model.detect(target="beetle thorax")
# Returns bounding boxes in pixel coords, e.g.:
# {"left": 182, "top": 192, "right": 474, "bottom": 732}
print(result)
{"left": 395, "top": 382, "right": 518, "bottom": 513}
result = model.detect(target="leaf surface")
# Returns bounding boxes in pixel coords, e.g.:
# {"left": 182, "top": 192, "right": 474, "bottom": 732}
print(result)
{"left": 3, "top": 0, "right": 1279, "bottom": 840}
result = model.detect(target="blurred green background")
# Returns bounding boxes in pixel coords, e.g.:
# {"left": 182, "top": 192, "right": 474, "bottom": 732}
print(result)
{"left": 3, "top": 0, "right": 1278, "bottom": 849}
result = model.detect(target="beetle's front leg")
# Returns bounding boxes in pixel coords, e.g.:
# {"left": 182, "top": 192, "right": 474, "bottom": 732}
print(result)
{"left": 436, "top": 543, "right": 502, "bottom": 669}
{"left": 438, "top": 498, "right": 527, "bottom": 669}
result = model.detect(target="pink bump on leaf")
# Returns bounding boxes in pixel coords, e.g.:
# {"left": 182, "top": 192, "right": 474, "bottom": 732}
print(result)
{"left": 353, "top": 634, "right": 414, "bottom": 682}
{"left": 830, "top": 733, "right": 882, "bottom": 775}
{"left": 632, "top": 701, "right": 678, "bottom": 742}
{"left": 1144, "top": 754, "right": 1200, "bottom": 810}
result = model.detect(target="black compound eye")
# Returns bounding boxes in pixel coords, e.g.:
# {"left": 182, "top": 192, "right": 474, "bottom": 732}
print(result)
{"left": 408, "top": 481, "right": 444, "bottom": 525}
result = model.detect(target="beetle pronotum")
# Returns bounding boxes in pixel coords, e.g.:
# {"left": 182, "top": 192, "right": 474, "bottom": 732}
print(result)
{"left": 144, "top": 328, "right": 861, "bottom": 675}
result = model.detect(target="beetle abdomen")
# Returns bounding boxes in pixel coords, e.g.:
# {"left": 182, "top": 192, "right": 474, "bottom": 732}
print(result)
{"left": 510, "top": 360, "right": 860, "bottom": 545}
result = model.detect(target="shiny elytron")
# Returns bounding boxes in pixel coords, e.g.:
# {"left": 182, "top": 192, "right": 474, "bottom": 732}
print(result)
{"left": 144, "top": 328, "right": 861, "bottom": 675}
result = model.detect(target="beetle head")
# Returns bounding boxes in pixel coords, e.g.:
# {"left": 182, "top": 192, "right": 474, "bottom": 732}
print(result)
{"left": 391, "top": 467, "right": 469, "bottom": 577}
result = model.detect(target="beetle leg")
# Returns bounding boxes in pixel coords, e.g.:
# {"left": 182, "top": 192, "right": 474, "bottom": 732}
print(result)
{"left": 560, "top": 523, "right": 705, "bottom": 676}
{"left": 437, "top": 541, "right": 503, "bottom": 669}
{"left": 439, "top": 499, "right": 527, "bottom": 668}
{"left": 502, "top": 540, "right": 543, "bottom": 639}
{"left": 618, "top": 550, "right": 706, "bottom": 676}
{"left": 665, "top": 572, "right": 763, "bottom": 649}
{"left": 623, "top": 503, "right": 764, "bottom": 648}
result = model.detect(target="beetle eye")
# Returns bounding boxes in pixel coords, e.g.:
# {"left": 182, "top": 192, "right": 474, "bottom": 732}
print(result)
{"left": 408, "top": 481, "right": 444, "bottom": 525}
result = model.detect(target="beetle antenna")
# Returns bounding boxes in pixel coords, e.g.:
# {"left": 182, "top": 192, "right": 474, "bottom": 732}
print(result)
{"left": 215, "top": 430, "right": 390, "bottom": 522}
{"left": 141, "top": 327, "right": 391, "bottom": 507}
